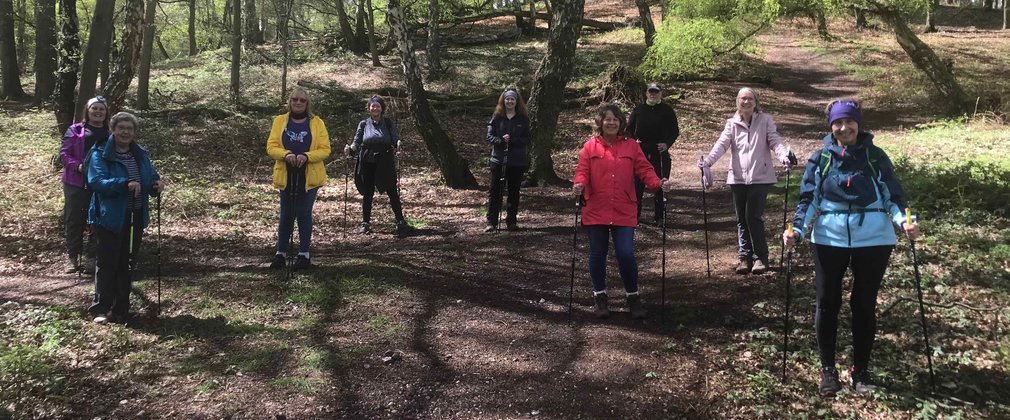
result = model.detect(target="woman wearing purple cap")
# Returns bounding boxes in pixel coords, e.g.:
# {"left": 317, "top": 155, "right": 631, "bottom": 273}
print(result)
{"left": 345, "top": 95, "right": 414, "bottom": 236}
{"left": 783, "top": 99, "right": 920, "bottom": 397}
{"left": 484, "top": 88, "right": 530, "bottom": 232}
{"left": 59, "top": 96, "right": 110, "bottom": 274}
{"left": 699, "top": 87, "right": 793, "bottom": 275}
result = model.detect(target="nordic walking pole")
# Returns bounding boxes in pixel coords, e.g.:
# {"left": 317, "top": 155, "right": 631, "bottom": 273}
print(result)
{"left": 660, "top": 157, "right": 668, "bottom": 325}
{"left": 698, "top": 152, "right": 711, "bottom": 279}
{"left": 286, "top": 166, "right": 298, "bottom": 281}
{"left": 782, "top": 223, "right": 794, "bottom": 382}
{"left": 343, "top": 153, "right": 351, "bottom": 241}
{"left": 906, "top": 207, "right": 935, "bottom": 390}
{"left": 779, "top": 152, "right": 797, "bottom": 268}
{"left": 568, "top": 195, "right": 583, "bottom": 326}
{"left": 498, "top": 142, "right": 509, "bottom": 233}
{"left": 156, "top": 192, "right": 162, "bottom": 317}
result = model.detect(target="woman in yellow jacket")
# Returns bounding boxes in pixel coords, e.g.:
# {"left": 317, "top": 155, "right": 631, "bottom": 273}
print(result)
{"left": 266, "top": 87, "right": 331, "bottom": 270}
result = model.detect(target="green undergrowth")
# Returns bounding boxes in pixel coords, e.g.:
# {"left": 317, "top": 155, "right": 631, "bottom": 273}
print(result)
{"left": 756, "top": 118, "right": 1010, "bottom": 417}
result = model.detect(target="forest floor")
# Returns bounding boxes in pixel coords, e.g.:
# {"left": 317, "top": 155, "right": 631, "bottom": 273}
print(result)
{"left": 2, "top": 3, "right": 1010, "bottom": 419}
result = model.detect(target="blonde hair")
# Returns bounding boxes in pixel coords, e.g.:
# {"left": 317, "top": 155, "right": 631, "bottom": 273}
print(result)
{"left": 287, "top": 86, "right": 313, "bottom": 118}
{"left": 737, "top": 87, "right": 761, "bottom": 113}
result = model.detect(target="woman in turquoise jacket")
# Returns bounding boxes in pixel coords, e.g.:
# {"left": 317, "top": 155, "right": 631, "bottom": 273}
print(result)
{"left": 87, "top": 112, "right": 165, "bottom": 324}
{"left": 784, "top": 100, "right": 919, "bottom": 397}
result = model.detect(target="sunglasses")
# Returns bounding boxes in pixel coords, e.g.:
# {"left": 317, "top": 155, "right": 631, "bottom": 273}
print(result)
{"left": 291, "top": 97, "right": 308, "bottom": 103}
{"left": 647, "top": 88, "right": 661, "bottom": 93}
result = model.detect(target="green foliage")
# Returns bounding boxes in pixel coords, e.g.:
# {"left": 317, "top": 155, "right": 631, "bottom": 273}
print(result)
{"left": 640, "top": 18, "right": 755, "bottom": 80}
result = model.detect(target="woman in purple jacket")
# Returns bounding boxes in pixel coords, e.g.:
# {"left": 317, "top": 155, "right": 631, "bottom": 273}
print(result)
{"left": 698, "top": 88, "right": 792, "bottom": 275}
{"left": 59, "top": 96, "right": 110, "bottom": 274}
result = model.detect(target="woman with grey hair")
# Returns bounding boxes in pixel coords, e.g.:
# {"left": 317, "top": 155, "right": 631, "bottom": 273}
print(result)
{"left": 86, "top": 112, "right": 165, "bottom": 324}
{"left": 698, "top": 87, "right": 793, "bottom": 275}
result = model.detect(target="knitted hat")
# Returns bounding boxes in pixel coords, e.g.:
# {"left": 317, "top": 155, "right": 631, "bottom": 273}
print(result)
{"left": 368, "top": 95, "right": 386, "bottom": 113}
{"left": 827, "top": 100, "right": 862, "bottom": 128}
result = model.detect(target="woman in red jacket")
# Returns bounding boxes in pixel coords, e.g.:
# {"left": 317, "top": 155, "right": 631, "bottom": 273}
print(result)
{"left": 573, "top": 103, "right": 674, "bottom": 319}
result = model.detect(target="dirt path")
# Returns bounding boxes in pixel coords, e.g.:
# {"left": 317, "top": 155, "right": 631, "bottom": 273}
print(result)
{"left": 2, "top": 34, "right": 883, "bottom": 418}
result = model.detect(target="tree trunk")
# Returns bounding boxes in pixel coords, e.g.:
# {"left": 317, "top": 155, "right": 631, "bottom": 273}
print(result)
{"left": 1004, "top": 0, "right": 1007, "bottom": 30}
{"left": 854, "top": 7, "right": 867, "bottom": 31}
{"left": 244, "top": 0, "right": 263, "bottom": 46}
{"left": 100, "top": 28, "right": 113, "bottom": 89}
{"left": 156, "top": 35, "right": 170, "bottom": 59}
{"left": 33, "top": 0, "right": 58, "bottom": 101}
{"left": 815, "top": 8, "right": 830, "bottom": 39}
{"left": 0, "top": 0, "right": 27, "bottom": 99}
{"left": 15, "top": 0, "right": 26, "bottom": 73}
{"left": 366, "top": 0, "right": 380, "bottom": 66}
{"left": 924, "top": 0, "right": 938, "bottom": 33}
{"left": 426, "top": 0, "right": 444, "bottom": 79}
{"left": 875, "top": 5, "right": 967, "bottom": 114}
{"left": 136, "top": 0, "right": 157, "bottom": 110}
{"left": 634, "top": 0, "right": 655, "bottom": 47}
{"left": 102, "top": 0, "right": 145, "bottom": 113}
{"left": 386, "top": 0, "right": 478, "bottom": 189}
{"left": 188, "top": 0, "right": 197, "bottom": 55}
{"left": 984, "top": 0, "right": 994, "bottom": 10}
{"left": 354, "top": 0, "right": 368, "bottom": 52}
{"left": 526, "top": 0, "right": 585, "bottom": 186}
{"left": 53, "top": 0, "right": 79, "bottom": 131}
{"left": 513, "top": 0, "right": 531, "bottom": 35}
{"left": 230, "top": 0, "right": 241, "bottom": 105}
{"left": 278, "top": 0, "right": 292, "bottom": 102}
{"left": 334, "top": 0, "right": 360, "bottom": 53}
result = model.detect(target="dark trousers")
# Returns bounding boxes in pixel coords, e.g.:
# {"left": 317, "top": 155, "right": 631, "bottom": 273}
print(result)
{"left": 586, "top": 226, "right": 638, "bottom": 294}
{"left": 276, "top": 187, "right": 318, "bottom": 254}
{"left": 90, "top": 211, "right": 142, "bottom": 317}
{"left": 487, "top": 164, "right": 525, "bottom": 225}
{"left": 360, "top": 161, "right": 404, "bottom": 223}
{"left": 730, "top": 184, "right": 771, "bottom": 263}
{"left": 635, "top": 149, "right": 670, "bottom": 221}
{"left": 812, "top": 244, "right": 893, "bottom": 371}
{"left": 63, "top": 184, "right": 94, "bottom": 258}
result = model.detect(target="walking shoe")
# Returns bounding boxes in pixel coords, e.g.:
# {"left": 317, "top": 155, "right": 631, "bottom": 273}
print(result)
{"left": 269, "top": 254, "right": 286, "bottom": 269}
{"left": 93, "top": 314, "right": 109, "bottom": 324}
{"left": 293, "top": 255, "right": 313, "bottom": 271}
{"left": 396, "top": 220, "right": 416, "bottom": 236}
{"left": 819, "top": 367, "right": 842, "bottom": 397}
{"left": 484, "top": 224, "right": 496, "bottom": 233}
{"left": 66, "top": 255, "right": 79, "bottom": 274}
{"left": 359, "top": 222, "right": 372, "bottom": 235}
{"left": 851, "top": 367, "right": 877, "bottom": 395}
{"left": 81, "top": 258, "right": 95, "bottom": 275}
{"left": 751, "top": 260, "right": 767, "bottom": 275}
{"left": 593, "top": 293, "right": 610, "bottom": 319}
{"left": 506, "top": 222, "right": 518, "bottom": 232}
{"left": 627, "top": 294, "right": 647, "bottom": 319}
{"left": 735, "top": 260, "right": 752, "bottom": 275}
{"left": 105, "top": 312, "right": 126, "bottom": 324}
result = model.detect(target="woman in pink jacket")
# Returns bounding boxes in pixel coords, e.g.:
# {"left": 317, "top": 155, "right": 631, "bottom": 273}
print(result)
{"left": 573, "top": 103, "right": 673, "bottom": 319}
{"left": 698, "top": 87, "right": 792, "bottom": 275}
{"left": 59, "top": 96, "right": 110, "bottom": 274}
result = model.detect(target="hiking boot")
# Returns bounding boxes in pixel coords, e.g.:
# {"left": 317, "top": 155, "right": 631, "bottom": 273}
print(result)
{"left": 269, "top": 254, "right": 286, "bottom": 269}
{"left": 506, "top": 222, "right": 518, "bottom": 232}
{"left": 484, "top": 224, "right": 496, "bottom": 233}
{"left": 293, "top": 255, "right": 313, "bottom": 271}
{"left": 593, "top": 293, "right": 610, "bottom": 319}
{"left": 751, "top": 260, "right": 767, "bottom": 275}
{"left": 81, "top": 258, "right": 95, "bottom": 275}
{"left": 359, "top": 222, "right": 372, "bottom": 235}
{"left": 396, "top": 220, "right": 416, "bottom": 236}
{"left": 851, "top": 367, "right": 877, "bottom": 395}
{"left": 66, "top": 255, "right": 79, "bottom": 274}
{"left": 627, "top": 294, "right": 647, "bottom": 319}
{"left": 735, "top": 260, "right": 752, "bottom": 275}
{"left": 105, "top": 312, "right": 126, "bottom": 325}
{"left": 820, "top": 367, "right": 842, "bottom": 397}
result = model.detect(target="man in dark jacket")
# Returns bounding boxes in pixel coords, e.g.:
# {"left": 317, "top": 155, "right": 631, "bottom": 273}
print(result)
{"left": 628, "top": 82, "right": 680, "bottom": 224}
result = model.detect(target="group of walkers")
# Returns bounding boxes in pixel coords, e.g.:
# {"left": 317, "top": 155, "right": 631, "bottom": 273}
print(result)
{"left": 59, "top": 84, "right": 920, "bottom": 397}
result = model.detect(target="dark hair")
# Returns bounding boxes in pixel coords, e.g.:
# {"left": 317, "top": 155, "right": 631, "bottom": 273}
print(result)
{"left": 80, "top": 96, "right": 110, "bottom": 127}
{"left": 593, "top": 103, "right": 626, "bottom": 136}
{"left": 493, "top": 88, "right": 528, "bottom": 118}
{"left": 368, "top": 95, "right": 387, "bottom": 114}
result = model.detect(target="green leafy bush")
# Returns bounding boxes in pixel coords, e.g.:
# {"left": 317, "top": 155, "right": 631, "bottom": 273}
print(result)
{"left": 640, "top": 18, "right": 754, "bottom": 80}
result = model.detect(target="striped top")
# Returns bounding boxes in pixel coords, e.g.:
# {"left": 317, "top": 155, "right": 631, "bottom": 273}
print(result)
{"left": 116, "top": 151, "right": 141, "bottom": 210}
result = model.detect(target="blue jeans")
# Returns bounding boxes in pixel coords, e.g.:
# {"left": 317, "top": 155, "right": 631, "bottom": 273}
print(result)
{"left": 276, "top": 187, "right": 318, "bottom": 254}
{"left": 586, "top": 225, "right": 638, "bottom": 294}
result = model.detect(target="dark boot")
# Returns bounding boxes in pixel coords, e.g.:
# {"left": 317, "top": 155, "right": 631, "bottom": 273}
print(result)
{"left": 293, "top": 255, "right": 313, "bottom": 271}
{"left": 593, "top": 293, "right": 610, "bottom": 319}
{"left": 851, "top": 366, "right": 877, "bottom": 395}
{"left": 396, "top": 220, "right": 416, "bottom": 237}
{"left": 735, "top": 259, "right": 752, "bottom": 275}
{"left": 269, "top": 254, "right": 286, "bottom": 269}
{"left": 66, "top": 255, "right": 79, "bottom": 274}
{"left": 820, "top": 367, "right": 842, "bottom": 397}
{"left": 359, "top": 222, "right": 372, "bottom": 235}
{"left": 627, "top": 294, "right": 647, "bottom": 319}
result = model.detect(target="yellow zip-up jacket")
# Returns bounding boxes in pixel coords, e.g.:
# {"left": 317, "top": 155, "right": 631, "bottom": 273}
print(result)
{"left": 266, "top": 113, "right": 331, "bottom": 190}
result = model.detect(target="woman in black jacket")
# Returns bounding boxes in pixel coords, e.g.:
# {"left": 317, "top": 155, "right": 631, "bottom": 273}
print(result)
{"left": 484, "top": 88, "right": 531, "bottom": 232}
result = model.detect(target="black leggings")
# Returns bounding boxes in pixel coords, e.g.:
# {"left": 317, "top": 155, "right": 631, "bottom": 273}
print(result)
{"left": 487, "top": 164, "right": 525, "bottom": 225}
{"left": 360, "top": 161, "right": 404, "bottom": 223}
{"left": 813, "top": 244, "right": 893, "bottom": 371}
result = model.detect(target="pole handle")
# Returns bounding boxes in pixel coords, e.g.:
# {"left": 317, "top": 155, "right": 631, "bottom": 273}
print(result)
{"left": 787, "top": 223, "right": 793, "bottom": 234}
